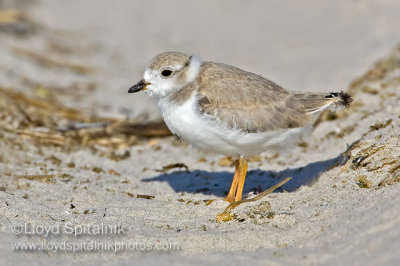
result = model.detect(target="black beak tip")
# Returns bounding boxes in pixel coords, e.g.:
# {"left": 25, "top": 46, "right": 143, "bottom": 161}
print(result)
{"left": 127, "top": 86, "right": 137, "bottom": 93}
{"left": 128, "top": 79, "right": 147, "bottom": 93}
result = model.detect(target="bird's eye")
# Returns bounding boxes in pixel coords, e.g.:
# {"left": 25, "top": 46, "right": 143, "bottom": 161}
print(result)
{"left": 161, "top": 69, "right": 173, "bottom": 77}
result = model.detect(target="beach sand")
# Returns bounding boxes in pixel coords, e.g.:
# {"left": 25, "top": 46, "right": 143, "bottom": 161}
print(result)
{"left": 0, "top": 1, "right": 399, "bottom": 265}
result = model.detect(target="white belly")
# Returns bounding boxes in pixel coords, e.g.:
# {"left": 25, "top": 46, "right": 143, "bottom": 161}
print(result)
{"left": 158, "top": 94, "right": 306, "bottom": 157}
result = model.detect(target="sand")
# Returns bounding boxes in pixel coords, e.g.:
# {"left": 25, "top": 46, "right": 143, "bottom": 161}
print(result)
{"left": 0, "top": 0, "right": 400, "bottom": 265}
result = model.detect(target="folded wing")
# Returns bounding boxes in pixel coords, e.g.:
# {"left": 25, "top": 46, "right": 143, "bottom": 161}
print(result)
{"left": 196, "top": 62, "right": 351, "bottom": 133}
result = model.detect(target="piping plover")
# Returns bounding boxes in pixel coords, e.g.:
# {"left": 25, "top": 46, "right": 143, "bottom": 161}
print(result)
{"left": 128, "top": 52, "right": 352, "bottom": 203}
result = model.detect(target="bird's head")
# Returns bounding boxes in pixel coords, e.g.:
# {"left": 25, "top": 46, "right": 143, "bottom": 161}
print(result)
{"left": 128, "top": 52, "right": 202, "bottom": 98}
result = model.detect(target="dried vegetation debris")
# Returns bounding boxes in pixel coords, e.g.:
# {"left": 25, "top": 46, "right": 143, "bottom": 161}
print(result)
{"left": 0, "top": 6, "right": 171, "bottom": 153}
{"left": 348, "top": 46, "right": 400, "bottom": 95}
{"left": 0, "top": 10, "right": 173, "bottom": 196}
{"left": 348, "top": 132, "right": 400, "bottom": 188}
{"left": 0, "top": 85, "right": 171, "bottom": 151}
{"left": 0, "top": 8, "right": 39, "bottom": 36}
{"left": 339, "top": 46, "right": 400, "bottom": 189}
{"left": 216, "top": 177, "right": 291, "bottom": 223}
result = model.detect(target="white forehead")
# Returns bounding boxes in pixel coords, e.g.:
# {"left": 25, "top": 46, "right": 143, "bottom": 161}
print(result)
{"left": 143, "top": 68, "right": 155, "bottom": 80}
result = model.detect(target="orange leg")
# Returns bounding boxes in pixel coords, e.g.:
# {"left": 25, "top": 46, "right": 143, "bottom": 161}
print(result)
{"left": 224, "top": 159, "right": 240, "bottom": 203}
{"left": 234, "top": 157, "right": 248, "bottom": 202}
{"left": 224, "top": 157, "right": 248, "bottom": 203}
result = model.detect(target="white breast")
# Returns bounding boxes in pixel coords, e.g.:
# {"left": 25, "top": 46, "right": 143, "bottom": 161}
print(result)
{"left": 158, "top": 93, "right": 307, "bottom": 157}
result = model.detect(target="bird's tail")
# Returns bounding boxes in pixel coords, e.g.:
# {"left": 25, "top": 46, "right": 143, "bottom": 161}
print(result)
{"left": 290, "top": 90, "right": 353, "bottom": 114}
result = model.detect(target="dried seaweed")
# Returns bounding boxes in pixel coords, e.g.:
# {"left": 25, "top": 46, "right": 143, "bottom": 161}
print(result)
{"left": 216, "top": 177, "right": 292, "bottom": 222}
{"left": 16, "top": 174, "right": 55, "bottom": 183}
{"left": 0, "top": 9, "right": 38, "bottom": 36}
{"left": 0, "top": 9, "right": 22, "bottom": 24}
{"left": 156, "top": 163, "right": 190, "bottom": 173}
{"left": 0, "top": 86, "right": 171, "bottom": 150}
{"left": 136, "top": 194, "right": 155, "bottom": 200}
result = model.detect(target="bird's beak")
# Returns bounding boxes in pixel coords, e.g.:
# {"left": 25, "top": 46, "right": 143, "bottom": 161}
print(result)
{"left": 128, "top": 79, "right": 151, "bottom": 93}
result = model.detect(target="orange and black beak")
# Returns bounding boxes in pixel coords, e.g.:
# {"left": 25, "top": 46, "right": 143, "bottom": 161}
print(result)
{"left": 128, "top": 79, "right": 150, "bottom": 93}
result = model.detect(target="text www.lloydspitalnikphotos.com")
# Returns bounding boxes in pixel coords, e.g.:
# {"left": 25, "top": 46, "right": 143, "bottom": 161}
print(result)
{"left": 8, "top": 222, "right": 181, "bottom": 252}
{"left": 11, "top": 240, "right": 181, "bottom": 252}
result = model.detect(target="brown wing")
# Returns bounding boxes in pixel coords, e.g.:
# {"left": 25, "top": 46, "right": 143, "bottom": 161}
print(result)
{"left": 196, "top": 62, "right": 346, "bottom": 133}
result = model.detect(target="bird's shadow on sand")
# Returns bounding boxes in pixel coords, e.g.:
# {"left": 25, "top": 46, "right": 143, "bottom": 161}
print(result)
{"left": 142, "top": 154, "right": 346, "bottom": 197}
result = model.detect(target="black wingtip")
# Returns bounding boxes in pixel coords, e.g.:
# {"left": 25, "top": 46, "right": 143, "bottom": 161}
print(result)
{"left": 338, "top": 91, "right": 353, "bottom": 108}
{"left": 325, "top": 91, "right": 353, "bottom": 108}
